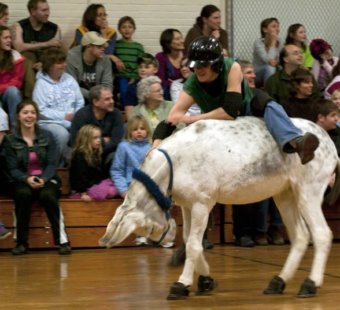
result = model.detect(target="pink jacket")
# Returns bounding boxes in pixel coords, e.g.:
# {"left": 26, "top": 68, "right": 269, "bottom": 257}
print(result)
{"left": 0, "top": 50, "right": 25, "bottom": 94}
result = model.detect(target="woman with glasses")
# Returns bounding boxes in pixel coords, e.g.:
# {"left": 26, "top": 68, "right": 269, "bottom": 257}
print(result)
{"left": 71, "top": 4, "right": 123, "bottom": 71}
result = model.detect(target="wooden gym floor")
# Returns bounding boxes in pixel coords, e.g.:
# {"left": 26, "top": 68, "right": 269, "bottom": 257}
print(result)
{"left": 1, "top": 243, "right": 340, "bottom": 310}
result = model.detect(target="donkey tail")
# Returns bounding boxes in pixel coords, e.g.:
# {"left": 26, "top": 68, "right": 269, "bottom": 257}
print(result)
{"left": 324, "top": 159, "right": 340, "bottom": 205}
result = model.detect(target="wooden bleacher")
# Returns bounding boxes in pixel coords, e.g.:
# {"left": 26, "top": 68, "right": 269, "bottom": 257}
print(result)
{"left": 0, "top": 168, "right": 339, "bottom": 250}
{"left": 0, "top": 169, "right": 229, "bottom": 250}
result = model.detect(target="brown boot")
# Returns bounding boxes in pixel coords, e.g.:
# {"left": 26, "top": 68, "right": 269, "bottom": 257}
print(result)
{"left": 293, "top": 133, "right": 319, "bottom": 165}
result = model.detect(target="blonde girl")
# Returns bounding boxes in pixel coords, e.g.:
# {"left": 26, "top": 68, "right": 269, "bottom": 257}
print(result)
{"left": 70, "top": 124, "right": 117, "bottom": 201}
{"left": 110, "top": 115, "right": 151, "bottom": 198}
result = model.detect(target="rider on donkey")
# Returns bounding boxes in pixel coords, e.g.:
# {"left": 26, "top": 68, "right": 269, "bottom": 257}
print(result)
{"left": 153, "top": 36, "right": 319, "bottom": 165}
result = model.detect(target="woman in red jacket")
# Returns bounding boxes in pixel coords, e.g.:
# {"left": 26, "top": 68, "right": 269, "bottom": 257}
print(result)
{"left": 0, "top": 25, "right": 25, "bottom": 130}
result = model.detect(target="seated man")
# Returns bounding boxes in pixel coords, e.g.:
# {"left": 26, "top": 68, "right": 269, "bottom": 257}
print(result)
{"left": 264, "top": 44, "right": 319, "bottom": 103}
{"left": 66, "top": 31, "right": 113, "bottom": 102}
{"left": 70, "top": 85, "right": 124, "bottom": 163}
{"left": 12, "top": 0, "right": 62, "bottom": 99}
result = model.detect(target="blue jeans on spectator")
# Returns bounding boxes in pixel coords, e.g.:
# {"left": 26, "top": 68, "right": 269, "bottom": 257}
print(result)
{"left": 117, "top": 77, "right": 129, "bottom": 107}
{"left": 255, "top": 65, "right": 276, "bottom": 88}
{"left": 40, "top": 123, "right": 70, "bottom": 166}
{"left": 254, "top": 198, "right": 283, "bottom": 232}
{"left": 1, "top": 86, "right": 22, "bottom": 130}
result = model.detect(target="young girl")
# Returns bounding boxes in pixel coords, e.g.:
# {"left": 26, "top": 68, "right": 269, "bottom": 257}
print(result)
{"left": 111, "top": 115, "right": 151, "bottom": 198}
{"left": 4, "top": 100, "right": 71, "bottom": 255}
{"left": 70, "top": 124, "right": 117, "bottom": 201}
{"left": 111, "top": 115, "right": 152, "bottom": 245}
{"left": 285, "top": 23, "right": 314, "bottom": 69}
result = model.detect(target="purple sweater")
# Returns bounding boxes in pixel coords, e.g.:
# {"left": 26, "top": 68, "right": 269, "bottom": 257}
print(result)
{"left": 155, "top": 52, "right": 182, "bottom": 100}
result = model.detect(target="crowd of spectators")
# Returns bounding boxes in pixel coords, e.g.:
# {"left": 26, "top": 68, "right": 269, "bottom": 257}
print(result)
{"left": 1, "top": 0, "right": 340, "bottom": 253}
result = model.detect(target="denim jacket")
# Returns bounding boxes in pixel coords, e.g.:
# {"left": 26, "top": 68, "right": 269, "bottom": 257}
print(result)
{"left": 3, "top": 127, "right": 57, "bottom": 183}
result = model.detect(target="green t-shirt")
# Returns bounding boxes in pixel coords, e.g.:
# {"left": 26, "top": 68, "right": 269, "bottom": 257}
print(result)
{"left": 302, "top": 46, "right": 314, "bottom": 69}
{"left": 183, "top": 58, "right": 253, "bottom": 115}
{"left": 115, "top": 40, "right": 144, "bottom": 79}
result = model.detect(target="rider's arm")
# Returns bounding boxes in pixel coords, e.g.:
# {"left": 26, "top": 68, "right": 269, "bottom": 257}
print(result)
{"left": 221, "top": 62, "right": 244, "bottom": 119}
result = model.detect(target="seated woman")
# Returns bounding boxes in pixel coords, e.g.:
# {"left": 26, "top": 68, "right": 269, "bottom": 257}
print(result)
{"left": 252, "top": 18, "right": 281, "bottom": 88}
{"left": 33, "top": 47, "right": 84, "bottom": 165}
{"left": 71, "top": 3, "right": 122, "bottom": 71}
{"left": 129, "top": 76, "right": 177, "bottom": 134}
{"left": 156, "top": 28, "right": 184, "bottom": 100}
{"left": 310, "top": 38, "right": 338, "bottom": 94}
{"left": 154, "top": 36, "right": 319, "bottom": 165}
{"left": 3, "top": 100, "right": 71, "bottom": 255}
{"left": 0, "top": 25, "right": 25, "bottom": 130}
{"left": 281, "top": 67, "right": 318, "bottom": 122}
{"left": 184, "top": 4, "right": 228, "bottom": 56}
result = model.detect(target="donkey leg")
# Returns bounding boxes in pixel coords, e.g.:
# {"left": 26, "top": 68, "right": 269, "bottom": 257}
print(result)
{"left": 264, "top": 189, "right": 310, "bottom": 294}
{"left": 169, "top": 207, "right": 190, "bottom": 267}
{"left": 296, "top": 190, "right": 332, "bottom": 297}
{"left": 168, "top": 203, "right": 212, "bottom": 299}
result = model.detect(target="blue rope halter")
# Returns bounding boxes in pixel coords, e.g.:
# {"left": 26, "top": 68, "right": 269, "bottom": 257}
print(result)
{"left": 132, "top": 148, "right": 173, "bottom": 218}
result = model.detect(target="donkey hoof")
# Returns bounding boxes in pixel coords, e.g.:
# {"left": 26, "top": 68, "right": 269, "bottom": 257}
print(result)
{"left": 168, "top": 244, "right": 186, "bottom": 267}
{"left": 167, "top": 282, "right": 190, "bottom": 300}
{"left": 197, "top": 275, "right": 217, "bottom": 294}
{"left": 263, "top": 275, "right": 286, "bottom": 294}
{"left": 297, "top": 278, "right": 316, "bottom": 298}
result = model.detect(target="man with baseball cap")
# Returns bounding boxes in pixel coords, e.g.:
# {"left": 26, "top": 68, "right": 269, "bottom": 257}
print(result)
{"left": 66, "top": 31, "right": 113, "bottom": 101}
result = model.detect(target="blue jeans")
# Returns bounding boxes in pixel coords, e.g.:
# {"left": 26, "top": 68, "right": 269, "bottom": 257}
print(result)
{"left": 254, "top": 198, "right": 283, "bottom": 232}
{"left": 40, "top": 123, "right": 70, "bottom": 166}
{"left": 1, "top": 86, "right": 22, "bottom": 130}
{"left": 255, "top": 65, "right": 276, "bottom": 88}
{"left": 117, "top": 77, "right": 129, "bottom": 106}
{"left": 264, "top": 101, "right": 302, "bottom": 149}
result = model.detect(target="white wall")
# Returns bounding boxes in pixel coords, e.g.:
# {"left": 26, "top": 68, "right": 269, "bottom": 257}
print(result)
{"left": 8, "top": 0, "right": 226, "bottom": 55}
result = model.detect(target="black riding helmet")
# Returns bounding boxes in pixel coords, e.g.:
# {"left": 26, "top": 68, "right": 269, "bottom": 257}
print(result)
{"left": 187, "top": 36, "right": 224, "bottom": 72}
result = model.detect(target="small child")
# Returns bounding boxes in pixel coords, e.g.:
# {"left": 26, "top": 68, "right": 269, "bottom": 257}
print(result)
{"left": 315, "top": 99, "right": 340, "bottom": 156}
{"left": 124, "top": 53, "right": 159, "bottom": 118}
{"left": 110, "top": 115, "right": 152, "bottom": 246}
{"left": 315, "top": 99, "right": 340, "bottom": 188}
{"left": 69, "top": 124, "right": 117, "bottom": 201}
{"left": 115, "top": 16, "right": 144, "bottom": 107}
{"left": 111, "top": 115, "right": 151, "bottom": 197}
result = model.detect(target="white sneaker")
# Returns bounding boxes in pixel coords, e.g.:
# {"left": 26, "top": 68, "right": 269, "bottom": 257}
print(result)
{"left": 161, "top": 241, "right": 175, "bottom": 248}
{"left": 135, "top": 236, "right": 148, "bottom": 246}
